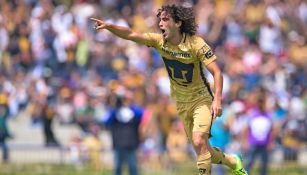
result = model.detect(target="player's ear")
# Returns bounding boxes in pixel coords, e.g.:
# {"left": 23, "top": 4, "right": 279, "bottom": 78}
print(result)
{"left": 175, "top": 21, "right": 182, "bottom": 28}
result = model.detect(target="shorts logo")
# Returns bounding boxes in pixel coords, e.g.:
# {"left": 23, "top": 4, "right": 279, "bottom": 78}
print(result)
{"left": 199, "top": 168, "right": 206, "bottom": 175}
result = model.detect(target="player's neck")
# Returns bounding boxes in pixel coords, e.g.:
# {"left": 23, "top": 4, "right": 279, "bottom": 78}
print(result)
{"left": 168, "top": 32, "right": 183, "bottom": 45}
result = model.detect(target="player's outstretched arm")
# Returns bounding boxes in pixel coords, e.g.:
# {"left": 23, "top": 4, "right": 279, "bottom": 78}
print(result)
{"left": 90, "top": 18, "right": 149, "bottom": 45}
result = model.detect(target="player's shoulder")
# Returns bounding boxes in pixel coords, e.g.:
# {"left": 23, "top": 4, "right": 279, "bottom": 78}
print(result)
{"left": 188, "top": 35, "right": 204, "bottom": 41}
{"left": 187, "top": 35, "right": 208, "bottom": 49}
{"left": 189, "top": 35, "right": 209, "bottom": 45}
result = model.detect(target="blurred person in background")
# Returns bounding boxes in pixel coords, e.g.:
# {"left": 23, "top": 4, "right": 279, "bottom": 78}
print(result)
{"left": 91, "top": 4, "right": 248, "bottom": 175}
{"left": 244, "top": 92, "right": 274, "bottom": 175}
{"left": 41, "top": 100, "right": 60, "bottom": 147}
{"left": 138, "top": 95, "right": 165, "bottom": 170}
{"left": 73, "top": 86, "right": 95, "bottom": 133}
{"left": 0, "top": 91, "right": 10, "bottom": 163}
{"left": 226, "top": 100, "right": 248, "bottom": 156}
{"left": 83, "top": 122, "right": 103, "bottom": 170}
{"left": 281, "top": 96, "right": 306, "bottom": 162}
{"left": 166, "top": 118, "right": 189, "bottom": 166}
{"left": 209, "top": 106, "right": 232, "bottom": 175}
{"left": 281, "top": 119, "right": 302, "bottom": 162}
{"left": 155, "top": 95, "right": 177, "bottom": 154}
{"left": 104, "top": 90, "right": 143, "bottom": 175}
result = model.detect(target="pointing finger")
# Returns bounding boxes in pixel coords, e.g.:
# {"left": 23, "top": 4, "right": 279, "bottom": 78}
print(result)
{"left": 90, "top": 18, "right": 103, "bottom": 23}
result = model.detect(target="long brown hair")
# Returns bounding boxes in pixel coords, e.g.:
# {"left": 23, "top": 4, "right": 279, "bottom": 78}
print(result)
{"left": 157, "top": 4, "right": 197, "bottom": 36}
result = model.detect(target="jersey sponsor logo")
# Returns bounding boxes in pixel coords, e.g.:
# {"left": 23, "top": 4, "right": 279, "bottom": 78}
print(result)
{"left": 162, "top": 57, "right": 194, "bottom": 87}
{"left": 162, "top": 47, "right": 191, "bottom": 58}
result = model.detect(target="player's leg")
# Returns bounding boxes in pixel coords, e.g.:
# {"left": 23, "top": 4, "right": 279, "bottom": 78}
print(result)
{"left": 176, "top": 101, "right": 211, "bottom": 175}
{"left": 192, "top": 132, "right": 212, "bottom": 175}
{"left": 209, "top": 146, "right": 236, "bottom": 168}
{"left": 208, "top": 143, "right": 249, "bottom": 175}
{"left": 191, "top": 101, "right": 215, "bottom": 175}
{"left": 193, "top": 132, "right": 246, "bottom": 175}
{"left": 192, "top": 101, "right": 248, "bottom": 175}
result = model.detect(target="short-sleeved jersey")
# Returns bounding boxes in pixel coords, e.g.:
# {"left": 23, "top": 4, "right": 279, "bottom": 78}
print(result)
{"left": 144, "top": 33, "right": 216, "bottom": 102}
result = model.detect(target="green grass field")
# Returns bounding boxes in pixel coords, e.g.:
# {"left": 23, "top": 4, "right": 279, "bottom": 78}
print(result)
{"left": 0, "top": 162, "right": 306, "bottom": 175}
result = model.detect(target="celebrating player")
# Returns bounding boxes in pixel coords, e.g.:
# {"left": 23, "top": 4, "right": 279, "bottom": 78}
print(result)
{"left": 90, "top": 4, "right": 248, "bottom": 175}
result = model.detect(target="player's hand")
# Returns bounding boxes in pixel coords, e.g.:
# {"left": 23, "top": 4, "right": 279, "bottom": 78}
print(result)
{"left": 210, "top": 99, "right": 222, "bottom": 119}
{"left": 90, "top": 18, "right": 108, "bottom": 30}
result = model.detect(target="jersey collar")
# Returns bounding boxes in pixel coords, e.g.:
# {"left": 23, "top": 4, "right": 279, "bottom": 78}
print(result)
{"left": 178, "top": 33, "right": 189, "bottom": 52}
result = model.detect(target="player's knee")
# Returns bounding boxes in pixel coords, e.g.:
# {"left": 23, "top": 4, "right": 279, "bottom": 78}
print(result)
{"left": 192, "top": 137, "right": 203, "bottom": 148}
{"left": 192, "top": 132, "right": 207, "bottom": 148}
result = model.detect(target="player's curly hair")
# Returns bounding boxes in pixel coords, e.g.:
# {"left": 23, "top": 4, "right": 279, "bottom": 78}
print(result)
{"left": 157, "top": 4, "right": 197, "bottom": 36}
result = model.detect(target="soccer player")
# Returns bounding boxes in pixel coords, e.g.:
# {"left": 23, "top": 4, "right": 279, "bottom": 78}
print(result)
{"left": 90, "top": 4, "right": 248, "bottom": 175}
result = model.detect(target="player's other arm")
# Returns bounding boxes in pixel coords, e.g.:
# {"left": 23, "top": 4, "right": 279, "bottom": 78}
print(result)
{"left": 90, "top": 18, "right": 149, "bottom": 45}
{"left": 195, "top": 36, "right": 223, "bottom": 118}
{"left": 206, "top": 61, "right": 223, "bottom": 118}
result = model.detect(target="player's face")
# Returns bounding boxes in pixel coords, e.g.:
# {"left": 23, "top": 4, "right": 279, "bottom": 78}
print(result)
{"left": 158, "top": 11, "right": 180, "bottom": 40}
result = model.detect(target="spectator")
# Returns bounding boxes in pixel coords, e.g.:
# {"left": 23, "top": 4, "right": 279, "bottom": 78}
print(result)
{"left": 83, "top": 123, "right": 103, "bottom": 170}
{"left": 245, "top": 95, "right": 274, "bottom": 175}
{"left": 209, "top": 107, "right": 232, "bottom": 175}
{"left": 0, "top": 92, "right": 10, "bottom": 163}
{"left": 104, "top": 90, "right": 143, "bottom": 175}
{"left": 41, "top": 100, "right": 60, "bottom": 147}
{"left": 166, "top": 118, "right": 188, "bottom": 165}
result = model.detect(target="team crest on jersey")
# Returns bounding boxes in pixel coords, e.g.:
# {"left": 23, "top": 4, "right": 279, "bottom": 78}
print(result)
{"left": 200, "top": 45, "right": 213, "bottom": 59}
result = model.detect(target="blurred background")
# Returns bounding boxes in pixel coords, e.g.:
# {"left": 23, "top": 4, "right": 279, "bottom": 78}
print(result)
{"left": 0, "top": 0, "right": 306, "bottom": 175}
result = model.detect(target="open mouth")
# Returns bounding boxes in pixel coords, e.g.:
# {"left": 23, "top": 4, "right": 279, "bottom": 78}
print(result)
{"left": 161, "top": 29, "right": 166, "bottom": 37}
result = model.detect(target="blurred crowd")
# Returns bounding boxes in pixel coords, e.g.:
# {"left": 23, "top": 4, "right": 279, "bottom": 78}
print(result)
{"left": 0, "top": 0, "right": 306, "bottom": 171}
